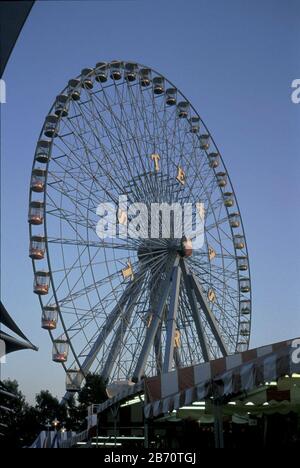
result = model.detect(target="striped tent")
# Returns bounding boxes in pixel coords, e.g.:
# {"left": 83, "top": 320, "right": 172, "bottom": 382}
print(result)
{"left": 144, "top": 337, "right": 300, "bottom": 418}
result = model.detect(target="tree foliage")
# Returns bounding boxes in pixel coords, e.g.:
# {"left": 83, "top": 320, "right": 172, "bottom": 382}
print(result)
{"left": 0, "top": 374, "right": 107, "bottom": 447}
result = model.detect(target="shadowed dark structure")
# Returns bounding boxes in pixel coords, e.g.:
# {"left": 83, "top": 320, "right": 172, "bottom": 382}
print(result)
{"left": 0, "top": 1, "right": 35, "bottom": 77}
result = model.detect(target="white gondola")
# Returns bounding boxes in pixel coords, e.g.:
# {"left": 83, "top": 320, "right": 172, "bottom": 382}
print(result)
{"left": 153, "top": 76, "right": 164, "bottom": 95}
{"left": 34, "top": 271, "right": 50, "bottom": 295}
{"left": 44, "top": 115, "right": 59, "bottom": 138}
{"left": 240, "top": 278, "right": 251, "bottom": 293}
{"left": 240, "top": 300, "right": 251, "bottom": 315}
{"left": 200, "top": 134, "right": 210, "bottom": 150}
{"left": 240, "top": 321, "right": 250, "bottom": 337}
{"left": 28, "top": 201, "right": 44, "bottom": 225}
{"left": 66, "top": 369, "right": 83, "bottom": 392}
{"left": 124, "top": 62, "right": 137, "bottom": 82}
{"left": 189, "top": 116, "right": 200, "bottom": 133}
{"left": 68, "top": 79, "right": 81, "bottom": 101}
{"left": 42, "top": 305, "right": 58, "bottom": 330}
{"left": 237, "top": 256, "right": 248, "bottom": 271}
{"left": 139, "top": 68, "right": 151, "bottom": 87}
{"left": 216, "top": 172, "right": 227, "bottom": 188}
{"left": 237, "top": 341, "right": 248, "bottom": 352}
{"left": 31, "top": 168, "right": 46, "bottom": 193}
{"left": 81, "top": 68, "right": 94, "bottom": 89}
{"left": 55, "top": 94, "right": 69, "bottom": 117}
{"left": 166, "top": 88, "right": 177, "bottom": 106}
{"left": 229, "top": 212, "right": 240, "bottom": 228}
{"left": 208, "top": 152, "right": 219, "bottom": 168}
{"left": 52, "top": 338, "right": 69, "bottom": 363}
{"left": 35, "top": 140, "right": 51, "bottom": 164}
{"left": 95, "top": 62, "right": 108, "bottom": 83}
{"left": 29, "top": 235, "right": 46, "bottom": 260}
{"left": 224, "top": 192, "right": 234, "bottom": 207}
{"left": 110, "top": 61, "right": 123, "bottom": 80}
{"left": 234, "top": 234, "right": 245, "bottom": 250}
{"left": 177, "top": 101, "right": 190, "bottom": 118}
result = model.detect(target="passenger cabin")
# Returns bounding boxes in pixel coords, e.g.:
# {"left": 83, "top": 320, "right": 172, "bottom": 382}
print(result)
{"left": 110, "top": 61, "right": 123, "bottom": 80}
{"left": 68, "top": 79, "right": 81, "bottom": 101}
{"left": 42, "top": 305, "right": 58, "bottom": 330}
{"left": 28, "top": 201, "right": 44, "bottom": 225}
{"left": 208, "top": 152, "right": 220, "bottom": 169}
{"left": 66, "top": 369, "right": 83, "bottom": 392}
{"left": 35, "top": 140, "right": 51, "bottom": 164}
{"left": 124, "top": 62, "right": 137, "bottom": 82}
{"left": 240, "top": 300, "right": 251, "bottom": 315}
{"left": 240, "top": 278, "right": 251, "bottom": 293}
{"left": 55, "top": 94, "right": 69, "bottom": 117}
{"left": 34, "top": 271, "right": 50, "bottom": 295}
{"left": 31, "top": 168, "right": 46, "bottom": 193}
{"left": 177, "top": 101, "right": 189, "bottom": 118}
{"left": 95, "top": 62, "right": 108, "bottom": 83}
{"left": 166, "top": 88, "right": 177, "bottom": 106}
{"left": 200, "top": 134, "right": 210, "bottom": 150}
{"left": 216, "top": 172, "right": 227, "bottom": 188}
{"left": 189, "top": 116, "right": 200, "bottom": 133}
{"left": 81, "top": 68, "right": 94, "bottom": 89}
{"left": 153, "top": 76, "right": 164, "bottom": 95}
{"left": 44, "top": 115, "right": 59, "bottom": 138}
{"left": 139, "top": 68, "right": 151, "bottom": 87}
{"left": 29, "top": 235, "right": 46, "bottom": 260}
{"left": 229, "top": 213, "right": 240, "bottom": 228}
{"left": 52, "top": 338, "right": 69, "bottom": 363}
{"left": 224, "top": 192, "right": 234, "bottom": 207}
{"left": 237, "top": 256, "right": 248, "bottom": 271}
{"left": 234, "top": 234, "right": 245, "bottom": 250}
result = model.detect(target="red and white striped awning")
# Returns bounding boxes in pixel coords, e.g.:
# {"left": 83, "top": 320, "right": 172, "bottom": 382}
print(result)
{"left": 144, "top": 338, "right": 300, "bottom": 418}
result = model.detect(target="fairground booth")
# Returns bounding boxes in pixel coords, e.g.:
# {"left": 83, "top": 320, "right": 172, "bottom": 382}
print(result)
{"left": 55, "top": 337, "right": 300, "bottom": 449}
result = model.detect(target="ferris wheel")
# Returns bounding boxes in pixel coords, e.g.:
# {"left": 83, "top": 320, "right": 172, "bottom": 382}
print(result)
{"left": 28, "top": 61, "right": 252, "bottom": 393}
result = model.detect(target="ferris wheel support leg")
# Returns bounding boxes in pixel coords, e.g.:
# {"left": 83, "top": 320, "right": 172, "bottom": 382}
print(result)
{"left": 180, "top": 260, "right": 210, "bottom": 362}
{"left": 100, "top": 285, "right": 142, "bottom": 382}
{"left": 132, "top": 257, "right": 179, "bottom": 382}
{"left": 190, "top": 272, "right": 228, "bottom": 357}
{"left": 80, "top": 282, "right": 137, "bottom": 376}
{"left": 154, "top": 325, "right": 163, "bottom": 376}
{"left": 163, "top": 265, "right": 181, "bottom": 374}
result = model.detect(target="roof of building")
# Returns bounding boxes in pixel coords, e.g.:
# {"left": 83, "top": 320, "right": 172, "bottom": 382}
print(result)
{"left": 0, "top": 301, "right": 38, "bottom": 353}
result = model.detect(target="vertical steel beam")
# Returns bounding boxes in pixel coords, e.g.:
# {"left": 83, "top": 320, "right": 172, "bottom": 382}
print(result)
{"left": 101, "top": 284, "right": 141, "bottom": 381}
{"left": 163, "top": 265, "right": 181, "bottom": 373}
{"left": 132, "top": 257, "right": 179, "bottom": 382}
{"left": 181, "top": 260, "right": 210, "bottom": 362}
{"left": 190, "top": 270, "right": 228, "bottom": 357}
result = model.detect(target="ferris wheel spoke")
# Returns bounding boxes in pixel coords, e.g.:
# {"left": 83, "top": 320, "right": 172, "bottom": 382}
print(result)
{"left": 48, "top": 237, "right": 139, "bottom": 252}
{"left": 61, "top": 113, "right": 131, "bottom": 202}
{"left": 78, "top": 98, "right": 137, "bottom": 188}
{"left": 89, "top": 89, "right": 142, "bottom": 183}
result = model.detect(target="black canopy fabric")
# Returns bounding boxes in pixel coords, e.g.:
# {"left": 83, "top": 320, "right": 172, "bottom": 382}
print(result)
{"left": 0, "top": 301, "right": 30, "bottom": 343}
{"left": 0, "top": 302, "right": 37, "bottom": 353}
{"left": 0, "top": 1, "right": 35, "bottom": 77}
{"left": 0, "top": 330, "right": 36, "bottom": 354}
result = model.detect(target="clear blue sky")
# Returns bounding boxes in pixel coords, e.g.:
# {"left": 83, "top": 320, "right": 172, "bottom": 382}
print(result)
{"left": 1, "top": 0, "right": 300, "bottom": 403}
